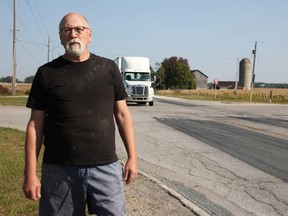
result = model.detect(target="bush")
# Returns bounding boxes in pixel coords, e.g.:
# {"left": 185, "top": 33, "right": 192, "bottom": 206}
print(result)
{"left": 0, "top": 85, "right": 10, "bottom": 95}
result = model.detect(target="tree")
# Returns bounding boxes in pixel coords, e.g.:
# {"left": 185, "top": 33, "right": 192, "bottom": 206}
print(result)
{"left": 0, "top": 76, "right": 13, "bottom": 83}
{"left": 24, "top": 75, "right": 35, "bottom": 83}
{"left": 154, "top": 62, "right": 166, "bottom": 89}
{"left": 157, "top": 56, "right": 196, "bottom": 89}
{"left": 0, "top": 76, "right": 22, "bottom": 83}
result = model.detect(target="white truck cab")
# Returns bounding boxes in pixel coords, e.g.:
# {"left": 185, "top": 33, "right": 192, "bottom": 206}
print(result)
{"left": 115, "top": 56, "right": 154, "bottom": 106}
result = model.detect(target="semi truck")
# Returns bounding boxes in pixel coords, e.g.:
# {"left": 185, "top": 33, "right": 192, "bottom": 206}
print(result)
{"left": 114, "top": 56, "right": 154, "bottom": 106}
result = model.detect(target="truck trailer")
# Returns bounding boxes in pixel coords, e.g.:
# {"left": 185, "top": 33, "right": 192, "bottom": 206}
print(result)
{"left": 115, "top": 56, "right": 154, "bottom": 106}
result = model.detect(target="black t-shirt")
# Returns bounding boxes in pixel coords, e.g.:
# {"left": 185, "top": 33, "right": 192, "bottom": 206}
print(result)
{"left": 27, "top": 54, "right": 127, "bottom": 165}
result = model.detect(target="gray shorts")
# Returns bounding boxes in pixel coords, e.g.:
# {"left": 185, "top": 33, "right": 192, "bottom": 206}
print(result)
{"left": 39, "top": 161, "right": 126, "bottom": 216}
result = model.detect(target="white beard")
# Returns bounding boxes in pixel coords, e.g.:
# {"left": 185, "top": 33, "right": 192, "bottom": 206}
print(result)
{"left": 65, "top": 39, "right": 85, "bottom": 57}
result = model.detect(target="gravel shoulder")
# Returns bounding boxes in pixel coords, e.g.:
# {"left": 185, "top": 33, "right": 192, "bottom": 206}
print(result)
{"left": 124, "top": 172, "right": 197, "bottom": 216}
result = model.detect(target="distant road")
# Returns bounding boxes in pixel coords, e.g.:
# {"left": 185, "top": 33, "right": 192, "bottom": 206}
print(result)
{"left": 0, "top": 105, "right": 30, "bottom": 130}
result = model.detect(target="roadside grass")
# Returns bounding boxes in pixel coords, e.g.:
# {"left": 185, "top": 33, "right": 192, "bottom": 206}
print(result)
{"left": 0, "top": 96, "right": 28, "bottom": 106}
{"left": 0, "top": 127, "right": 40, "bottom": 216}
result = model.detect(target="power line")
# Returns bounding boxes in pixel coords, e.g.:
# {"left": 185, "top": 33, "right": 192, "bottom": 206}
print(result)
{"left": 0, "top": 35, "right": 12, "bottom": 48}
{"left": 17, "top": 40, "right": 42, "bottom": 65}
{"left": 33, "top": 0, "right": 50, "bottom": 36}
{"left": 0, "top": 24, "right": 11, "bottom": 33}
{"left": 0, "top": 25, "right": 12, "bottom": 47}
{"left": 25, "top": 0, "right": 46, "bottom": 43}
{"left": 5, "top": 0, "right": 46, "bottom": 54}
{"left": 18, "top": 39, "right": 47, "bottom": 46}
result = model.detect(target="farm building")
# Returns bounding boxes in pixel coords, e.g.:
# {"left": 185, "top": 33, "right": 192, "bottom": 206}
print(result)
{"left": 191, "top": 70, "right": 208, "bottom": 89}
{"left": 217, "top": 81, "right": 237, "bottom": 89}
{"left": 209, "top": 81, "right": 242, "bottom": 90}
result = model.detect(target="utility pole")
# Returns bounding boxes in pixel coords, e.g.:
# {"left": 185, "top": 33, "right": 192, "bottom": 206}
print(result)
{"left": 12, "top": 0, "right": 17, "bottom": 96}
{"left": 234, "top": 58, "right": 239, "bottom": 100}
{"left": 47, "top": 36, "right": 51, "bottom": 62}
{"left": 249, "top": 41, "right": 257, "bottom": 102}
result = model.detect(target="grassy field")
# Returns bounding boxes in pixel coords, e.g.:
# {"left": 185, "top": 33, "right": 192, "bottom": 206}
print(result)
{"left": 156, "top": 88, "right": 288, "bottom": 104}
{"left": 0, "top": 83, "right": 30, "bottom": 106}
{"left": 0, "top": 97, "right": 28, "bottom": 106}
{"left": 0, "top": 83, "right": 31, "bottom": 96}
{"left": 0, "top": 127, "right": 40, "bottom": 216}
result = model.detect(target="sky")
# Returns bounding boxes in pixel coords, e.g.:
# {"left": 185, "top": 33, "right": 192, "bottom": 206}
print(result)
{"left": 1, "top": 0, "right": 288, "bottom": 83}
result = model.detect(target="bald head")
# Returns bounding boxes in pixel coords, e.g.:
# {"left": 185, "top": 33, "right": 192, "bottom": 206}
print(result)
{"left": 59, "top": 12, "right": 90, "bottom": 32}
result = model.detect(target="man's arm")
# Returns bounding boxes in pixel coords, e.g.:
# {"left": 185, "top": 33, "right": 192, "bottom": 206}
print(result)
{"left": 22, "top": 109, "right": 45, "bottom": 201}
{"left": 114, "top": 100, "right": 138, "bottom": 184}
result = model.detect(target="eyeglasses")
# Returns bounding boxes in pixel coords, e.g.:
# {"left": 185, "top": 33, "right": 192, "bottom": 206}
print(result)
{"left": 60, "top": 26, "right": 90, "bottom": 35}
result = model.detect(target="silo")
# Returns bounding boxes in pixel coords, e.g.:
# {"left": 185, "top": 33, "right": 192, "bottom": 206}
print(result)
{"left": 239, "top": 58, "right": 252, "bottom": 90}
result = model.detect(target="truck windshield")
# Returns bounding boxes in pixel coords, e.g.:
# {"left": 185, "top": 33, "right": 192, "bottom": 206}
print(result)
{"left": 125, "top": 72, "right": 150, "bottom": 81}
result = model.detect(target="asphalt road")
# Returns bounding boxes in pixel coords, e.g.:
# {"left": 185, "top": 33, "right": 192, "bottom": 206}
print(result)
{"left": 116, "top": 96, "right": 288, "bottom": 216}
{"left": 1, "top": 97, "right": 288, "bottom": 216}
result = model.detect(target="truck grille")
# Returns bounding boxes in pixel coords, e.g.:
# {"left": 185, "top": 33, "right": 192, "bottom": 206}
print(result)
{"left": 132, "top": 86, "right": 148, "bottom": 95}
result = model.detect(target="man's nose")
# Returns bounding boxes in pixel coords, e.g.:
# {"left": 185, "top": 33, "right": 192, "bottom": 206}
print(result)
{"left": 70, "top": 29, "right": 78, "bottom": 37}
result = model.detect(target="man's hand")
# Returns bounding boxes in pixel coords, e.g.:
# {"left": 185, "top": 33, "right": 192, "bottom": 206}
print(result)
{"left": 23, "top": 175, "right": 41, "bottom": 201}
{"left": 123, "top": 158, "right": 138, "bottom": 184}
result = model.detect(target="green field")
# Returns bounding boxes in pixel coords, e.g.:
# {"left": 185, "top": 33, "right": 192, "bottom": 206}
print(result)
{"left": 0, "top": 96, "right": 28, "bottom": 106}
{"left": 0, "top": 127, "right": 40, "bottom": 216}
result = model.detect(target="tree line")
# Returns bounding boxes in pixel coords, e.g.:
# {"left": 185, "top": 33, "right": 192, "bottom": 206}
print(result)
{"left": 253, "top": 83, "right": 288, "bottom": 88}
{"left": 0, "top": 75, "right": 34, "bottom": 83}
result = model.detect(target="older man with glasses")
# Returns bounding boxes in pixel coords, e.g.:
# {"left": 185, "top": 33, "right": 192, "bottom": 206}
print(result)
{"left": 22, "top": 12, "right": 138, "bottom": 216}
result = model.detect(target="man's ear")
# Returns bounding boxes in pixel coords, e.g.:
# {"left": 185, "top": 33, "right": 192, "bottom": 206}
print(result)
{"left": 59, "top": 33, "right": 64, "bottom": 45}
{"left": 89, "top": 30, "right": 92, "bottom": 42}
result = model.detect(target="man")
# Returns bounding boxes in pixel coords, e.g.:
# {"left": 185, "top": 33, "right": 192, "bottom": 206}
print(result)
{"left": 22, "top": 12, "right": 138, "bottom": 216}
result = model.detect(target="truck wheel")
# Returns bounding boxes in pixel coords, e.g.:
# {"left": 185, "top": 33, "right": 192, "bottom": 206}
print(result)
{"left": 149, "top": 101, "right": 154, "bottom": 106}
